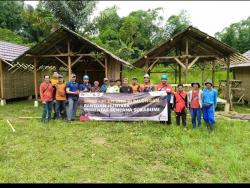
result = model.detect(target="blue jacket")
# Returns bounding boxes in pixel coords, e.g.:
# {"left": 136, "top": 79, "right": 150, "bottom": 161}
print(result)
{"left": 79, "top": 83, "right": 91, "bottom": 92}
{"left": 100, "top": 84, "right": 107, "bottom": 93}
{"left": 202, "top": 88, "right": 218, "bottom": 107}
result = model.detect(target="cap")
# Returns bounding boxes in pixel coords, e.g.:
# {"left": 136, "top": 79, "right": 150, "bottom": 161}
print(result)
{"left": 110, "top": 78, "right": 115, "bottom": 82}
{"left": 58, "top": 74, "right": 63, "bottom": 78}
{"left": 161, "top": 74, "right": 168, "bottom": 80}
{"left": 104, "top": 77, "right": 108, "bottom": 81}
{"left": 205, "top": 79, "right": 213, "bottom": 86}
{"left": 83, "top": 75, "right": 89, "bottom": 80}
{"left": 115, "top": 79, "right": 121, "bottom": 82}
{"left": 144, "top": 74, "right": 150, "bottom": 78}
{"left": 191, "top": 81, "right": 200, "bottom": 87}
{"left": 132, "top": 77, "right": 137, "bottom": 80}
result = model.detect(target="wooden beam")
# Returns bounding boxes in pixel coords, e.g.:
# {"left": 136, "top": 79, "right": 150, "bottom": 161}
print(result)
{"left": 174, "top": 58, "right": 186, "bottom": 70}
{"left": 187, "top": 57, "right": 199, "bottom": 69}
{"left": 105, "top": 55, "right": 108, "bottom": 78}
{"left": 0, "top": 58, "right": 14, "bottom": 67}
{"left": 54, "top": 56, "right": 68, "bottom": 67}
{"left": 33, "top": 58, "right": 38, "bottom": 100}
{"left": 212, "top": 61, "right": 215, "bottom": 86}
{"left": 68, "top": 40, "right": 71, "bottom": 81}
{"left": 71, "top": 55, "right": 84, "bottom": 67}
{"left": 147, "top": 58, "right": 159, "bottom": 72}
{"left": 91, "top": 56, "right": 105, "bottom": 68}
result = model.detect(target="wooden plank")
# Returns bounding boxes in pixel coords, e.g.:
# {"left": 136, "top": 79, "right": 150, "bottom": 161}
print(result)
{"left": 33, "top": 58, "right": 38, "bottom": 100}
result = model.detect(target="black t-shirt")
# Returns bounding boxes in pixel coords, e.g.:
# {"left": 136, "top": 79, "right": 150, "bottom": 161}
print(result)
{"left": 120, "top": 86, "right": 133, "bottom": 93}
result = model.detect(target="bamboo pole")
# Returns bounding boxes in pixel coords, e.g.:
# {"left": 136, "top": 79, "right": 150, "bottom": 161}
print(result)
{"left": 212, "top": 61, "right": 215, "bottom": 86}
{"left": 105, "top": 55, "right": 108, "bottom": 78}
{"left": 67, "top": 40, "right": 71, "bottom": 81}
{"left": 185, "top": 39, "right": 189, "bottom": 84}
{"left": 178, "top": 64, "right": 182, "bottom": 84}
{"left": 33, "top": 58, "right": 38, "bottom": 107}
{"left": 0, "top": 59, "right": 4, "bottom": 100}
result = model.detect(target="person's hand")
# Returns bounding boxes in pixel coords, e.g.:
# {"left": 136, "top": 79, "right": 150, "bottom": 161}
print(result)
{"left": 42, "top": 101, "right": 46, "bottom": 104}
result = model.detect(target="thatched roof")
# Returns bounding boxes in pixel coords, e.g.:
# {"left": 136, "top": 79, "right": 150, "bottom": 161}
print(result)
{"left": 133, "top": 26, "right": 249, "bottom": 68}
{"left": 230, "top": 50, "right": 250, "bottom": 68}
{"left": 14, "top": 25, "right": 131, "bottom": 67}
{"left": 0, "top": 41, "right": 29, "bottom": 62}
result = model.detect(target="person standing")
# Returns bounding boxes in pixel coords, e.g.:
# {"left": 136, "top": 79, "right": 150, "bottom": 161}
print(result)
{"left": 130, "top": 77, "right": 140, "bottom": 93}
{"left": 120, "top": 78, "right": 133, "bottom": 93}
{"left": 188, "top": 82, "right": 203, "bottom": 128}
{"left": 139, "top": 74, "right": 155, "bottom": 92}
{"left": 79, "top": 75, "right": 91, "bottom": 92}
{"left": 66, "top": 73, "right": 79, "bottom": 121}
{"left": 91, "top": 81, "right": 100, "bottom": 92}
{"left": 173, "top": 84, "right": 188, "bottom": 129}
{"left": 106, "top": 78, "right": 120, "bottom": 93}
{"left": 40, "top": 75, "right": 54, "bottom": 124}
{"left": 157, "top": 74, "right": 174, "bottom": 125}
{"left": 55, "top": 75, "right": 67, "bottom": 120}
{"left": 50, "top": 71, "right": 59, "bottom": 120}
{"left": 100, "top": 78, "right": 109, "bottom": 93}
{"left": 116, "top": 79, "right": 122, "bottom": 90}
{"left": 202, "top": 80, "right": 218, "bottom": 132}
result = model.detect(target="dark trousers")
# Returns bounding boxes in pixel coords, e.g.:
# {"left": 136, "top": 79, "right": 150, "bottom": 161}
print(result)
{"left": 56, "top": 100, "right": 67, "bottom": 119}
{"left": 175, "top": 111, "right": 187, "bottom": 127}
{"left": 42, "top": 101, "right": 53, "bottom": 123}
{"left": 52, "top": 100, "right": 56, "bottom": 119}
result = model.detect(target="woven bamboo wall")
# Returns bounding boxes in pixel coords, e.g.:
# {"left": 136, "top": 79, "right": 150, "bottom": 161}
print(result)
{"left": 1, "top": 63, "right": 48, "bottom": 100}
{"left": 107, "top": 56, "right": 122, "bottom": 80}
{"left": 234, "top": 67, "right": 250, "bottom": 102}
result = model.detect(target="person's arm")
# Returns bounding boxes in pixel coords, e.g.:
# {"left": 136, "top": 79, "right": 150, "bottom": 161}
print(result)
{"left": 39, "top": 84, "right": 45, "bottom": 103}
{"left": 66, "top": 83, "right": 76, "bottom": 95}
{"left": 185, "top": 94, "right": 188, "bottom": 108}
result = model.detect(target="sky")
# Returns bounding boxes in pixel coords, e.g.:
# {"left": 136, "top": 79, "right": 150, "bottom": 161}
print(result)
{"left": 25, "top": 1, "right": 250, "bottom": 36}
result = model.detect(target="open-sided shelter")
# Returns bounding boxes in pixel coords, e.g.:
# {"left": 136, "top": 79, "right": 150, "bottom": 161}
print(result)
{"left": 15, "top": 25, "right": 131, "bottom": 105}
{"left": 133, "top": 26, "right": 249, "bottom": 109}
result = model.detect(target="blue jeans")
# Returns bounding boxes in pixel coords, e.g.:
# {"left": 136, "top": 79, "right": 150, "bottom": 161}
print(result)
{"left": 202, "top": 104, "right": 215, "bottom": 126}
{"left": 67, "top": 98, "right": 78, "bottom": 120}
{"left": 42, "top": 101, "right": 53, "bottom": 123}
{"left": 56, "top": 100, "right": 67, "bottom": 119}
{"left": 190, "top": 108, "right": 201, "bottom": 128}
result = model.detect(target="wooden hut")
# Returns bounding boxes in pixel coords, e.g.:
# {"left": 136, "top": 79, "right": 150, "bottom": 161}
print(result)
{"left": 230, "top": 50, "right": 250, "bottom": 103}
{"left": 0, "top": 41, "right": 31, "bottom": 105}
{"left": 133, "top": 26, "right": 249, "bottom": 109}
{"left": 15, "top": 25, "right": 131, "bottom": 106}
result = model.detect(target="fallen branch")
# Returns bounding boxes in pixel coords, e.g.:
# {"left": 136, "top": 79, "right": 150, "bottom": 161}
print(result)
{"left": 6, "top": 120, "right": 15, "bottom": 132}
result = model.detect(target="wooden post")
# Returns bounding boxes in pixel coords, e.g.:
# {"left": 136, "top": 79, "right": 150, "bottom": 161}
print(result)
{"left": 105, "top": 55, "right": 108, "bottom": 78}
{"left": 0, "top": 60, "right": 6, "bottom": 106}
{"left": 226, "top": 56, "right": 233, "bottom": 110}
{"left": 185, "top": 39, "right": 189, "bottom": 84}
{"left": 67, "top": 40, "right": 71, "bottom": 81}
{"left": 178, "top": 64, "right": 182, "bottom": 84}
{"left": 145, "top": 58, "right": 149, "bottom": 74}
{"left": 201, "top": 67, "right": 204, "bottom": 89}
{"left": 174, "top": 64, "right": 177, "bottom": 84}
{"left": 33, "top": 58, "right": 38, "bottom": 107}
{"left": 212, "top": 61, "right": 215, "bottom": 86}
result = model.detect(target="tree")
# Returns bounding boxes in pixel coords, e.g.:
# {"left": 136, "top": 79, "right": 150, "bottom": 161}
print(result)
{"left": 163, "top": 10, "right": 191, "bottom": 39}
{"left": 0, "top": 1, "right": 24, "bottom": 32}
{"left": 215, "top": 16, "right": 250, "bottom": 53}
{"left": 41, "top": 0, "right": 96, "bottom": 32}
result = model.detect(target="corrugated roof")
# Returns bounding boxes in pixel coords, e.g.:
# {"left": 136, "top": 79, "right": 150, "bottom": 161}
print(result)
{"left": 0, "top": 41, "right": 29, "bottom": 62}
{"left": 14, "top": 25, "right": 131, "bottom": 67}
{"left": 230, "top": 50, "right": 250, "bottom": 68}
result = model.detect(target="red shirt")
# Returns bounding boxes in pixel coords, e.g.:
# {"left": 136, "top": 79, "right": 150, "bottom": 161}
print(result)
{"left": 191, "top": 90, "right": 200, "bottom": 108}
{"left": 157, "top": 84, "right": 173, "bottom": 94}
{"left": 174, "top": 91, "right": 187, "bottom": 113}
{"left": 40, "top": 82, "right": 53, "bottom": 102}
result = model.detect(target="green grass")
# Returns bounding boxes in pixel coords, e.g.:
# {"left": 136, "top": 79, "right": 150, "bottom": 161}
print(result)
{"left": 0, "top": 100, "right": 249, "bottom": 183}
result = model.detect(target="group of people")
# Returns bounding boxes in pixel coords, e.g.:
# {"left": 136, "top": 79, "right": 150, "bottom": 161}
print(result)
{"left": 40, "top": 72, "right": 218, "bottom": 132}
